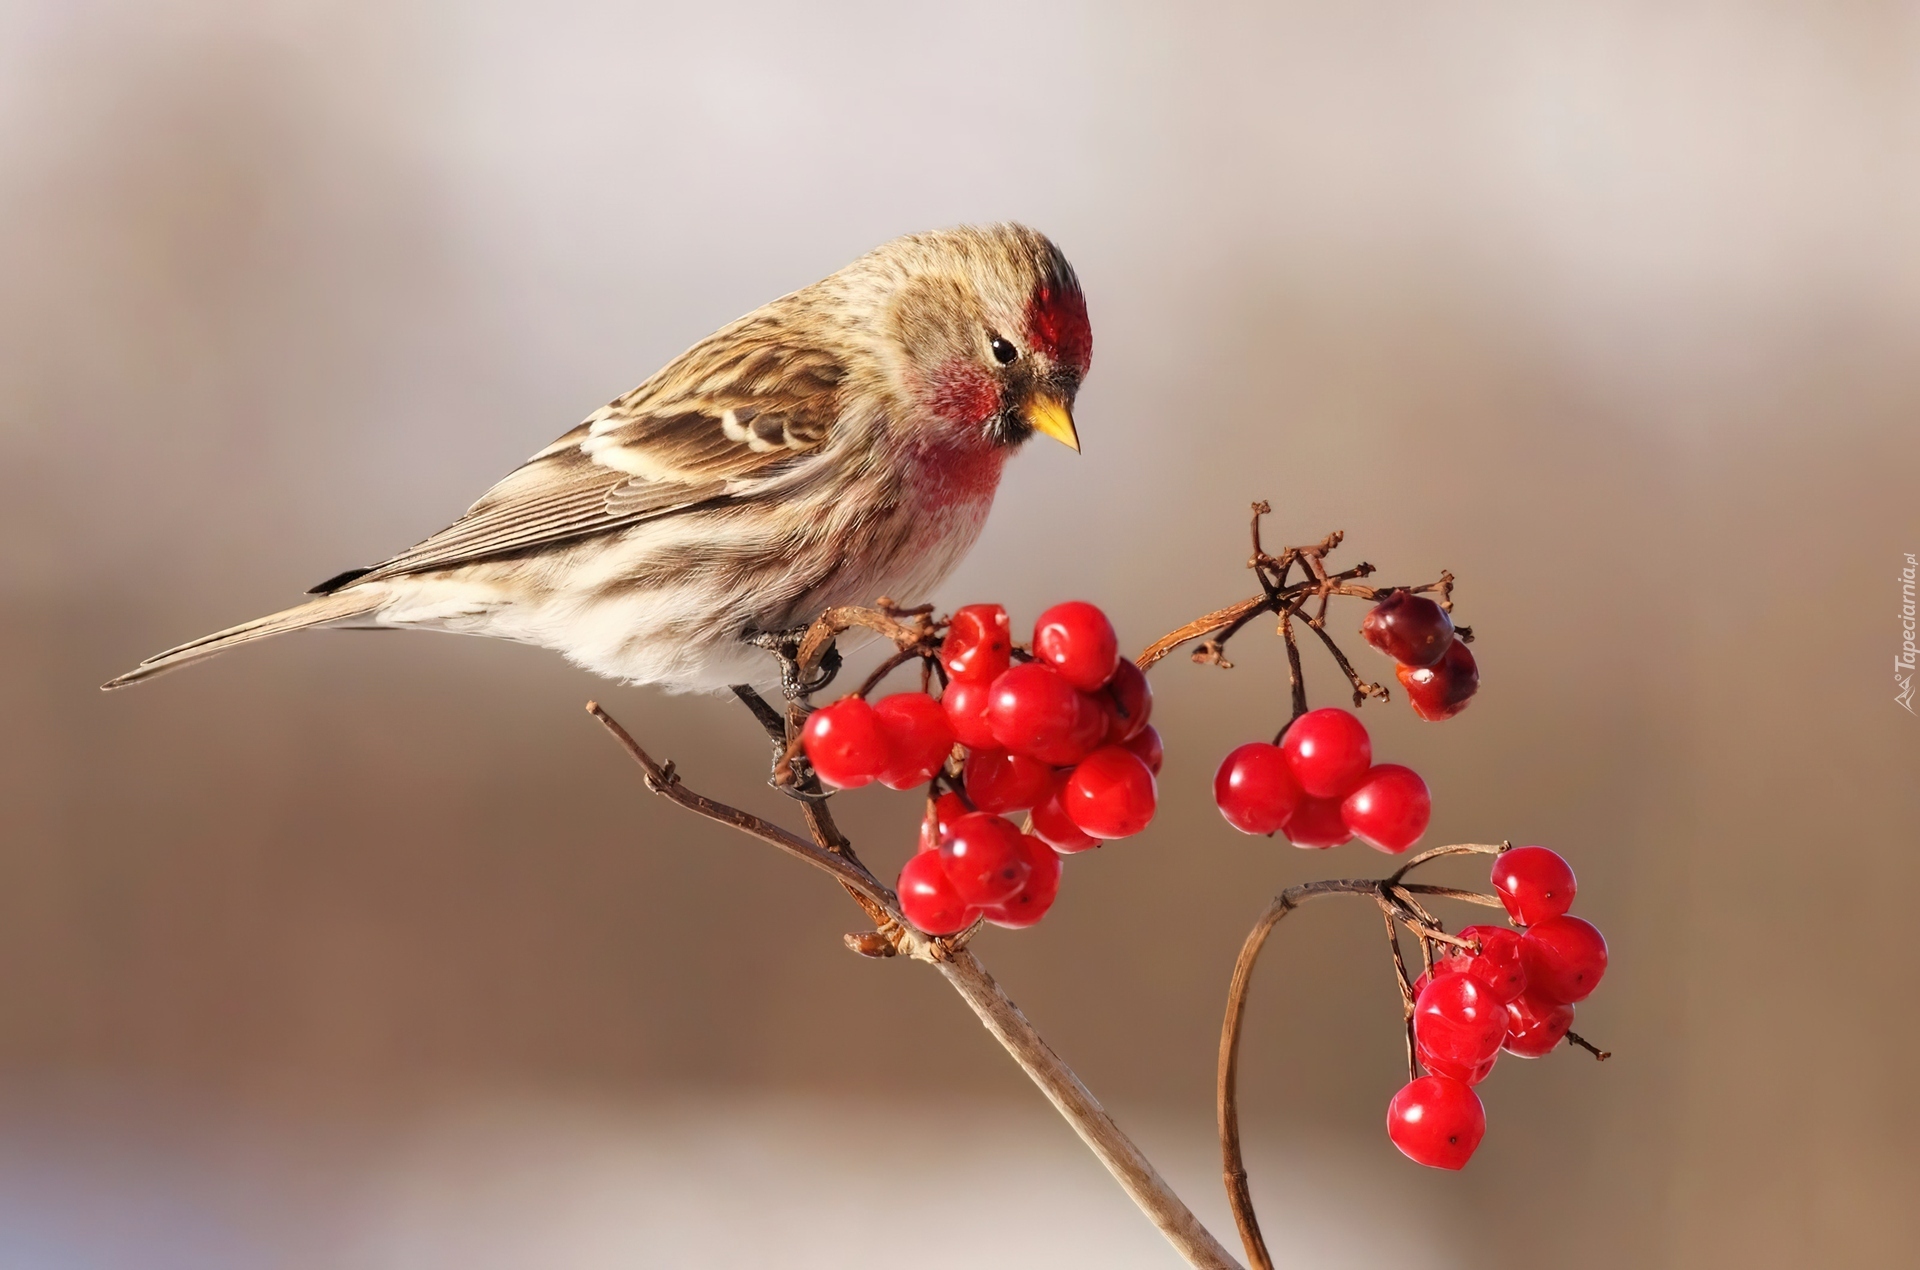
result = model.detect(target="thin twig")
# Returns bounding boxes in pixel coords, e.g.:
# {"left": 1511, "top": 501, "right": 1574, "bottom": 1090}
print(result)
{"left": 586, "top": 702, "right": 894, "bottom": 912}
{"left": 1217, "top": 880, "right": 1376, "bottom": 1270}
{"left": 1567, "top": 1030, "right": 1613, "bottom": 1061}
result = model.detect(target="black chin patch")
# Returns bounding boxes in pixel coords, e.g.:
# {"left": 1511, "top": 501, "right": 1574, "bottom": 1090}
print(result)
{"left": 989, "top": 409, "right": 1033, "bottom": 448}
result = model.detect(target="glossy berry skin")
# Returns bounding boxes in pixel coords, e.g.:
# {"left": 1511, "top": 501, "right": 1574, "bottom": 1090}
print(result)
{"left": 1031, "top": 773, "right": 1099, "bottom": 853}
{"left": 918, "top": 791, "right": 969, "bottom": 853}
{"left": 801, "top": 697, "right": 892, "bottom": 788}
{"left": 1417, "top": 1043, "right": 1497, "bottom": 1087}
{"left": 897, "top": 850, "right": 978, "bottom": 936}
{"left": 1280, "top": 708, "right": 1373, "bottom": 798}
{"left": 1386, "top": 1076, "right": 1485, "bottom": 1171}
{"left": 1414, "top": 972, "right": 1511, "bottom": 1068}
{"left": 1396, "top": 639, "right": 1479, "bottom": 721}
{"left": 1282, "top": 794, "right": 1353, "bottom": 849}
{"left": 987, "top": 663, "right": 1091, "bottom": 764}
{"left": 1339, "top": 764, "right": 1431, "bottom": 853}
{"left": 984, "top": 834, "right": 1063, "bottom": 928}
{"left": 1492, "top": 846, "right": 1577, "bottom": 925}
{"left": 1503, "top": 988, "right": 1576, "bottom": 1057}
{"left": 1124, "top": 725, "right": 1164, "bottom": 775}
{"left": 1213, "top": 742, "right": 1302, "bottom": 836}
{"left": 1032, "top": 601, "right": 1120, "bottom": 692}
{"left": 963, "top": 747, "right": 1056, "bottom": 814}
{"left": 1520, "top": 915, "right": 1608, "bottom": 1003}
{"left": 1361, "top": 591, "right": 1455, "bottom": 668}
{"left": 940, "top": 603, "right": 1012, "bottom": 682}
{"left": 872, "top": 693, "right": 955, "bottom": 789}
{"left": 1100, "top": 658, "right": 1152, "bottom": 742}
{"left": 939, "top": 812, "right": 1031, "bottom": 906}
{"left": 1063, "top": 746, "right": 1158, "bottom": 839}
{"left": 1432, "top": 925, "right": 1528, "bottom": 1002}
{"left": 941, "top": 677, "right": 999, "bottom": 750}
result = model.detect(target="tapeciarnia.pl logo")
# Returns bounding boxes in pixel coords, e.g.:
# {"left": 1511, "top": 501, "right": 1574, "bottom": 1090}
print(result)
{"left": 1899, "top": 553, "right": 1917, "bottom": 714}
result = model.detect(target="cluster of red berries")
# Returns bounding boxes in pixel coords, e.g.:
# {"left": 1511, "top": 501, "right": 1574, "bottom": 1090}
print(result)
{"left": 1361, "top": 590, "right": 1479, "bottom": 721}
{"left": 1386, "top": 846, "right": 1609, "bottom": 1170}
{"left": 1212, "top": 707, "right": 1430, "bottom": 852}
{"left": 800, "top": 601, "right": 1160, "bottom": 936}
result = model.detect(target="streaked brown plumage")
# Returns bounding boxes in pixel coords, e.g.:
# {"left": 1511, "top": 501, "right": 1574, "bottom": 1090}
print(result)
{"left": 105, "top": 224, "right": 1091, "bottom": 691}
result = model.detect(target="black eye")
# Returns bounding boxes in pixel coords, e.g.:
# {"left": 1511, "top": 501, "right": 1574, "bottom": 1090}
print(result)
{"left": 989, "top": 335, "right": 1018, "bottom": 365}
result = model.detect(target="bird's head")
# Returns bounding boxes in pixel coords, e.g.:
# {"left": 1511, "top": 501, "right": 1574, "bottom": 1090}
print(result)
{"left": 872, "top": 224, "right": 1091, "bottom": 453}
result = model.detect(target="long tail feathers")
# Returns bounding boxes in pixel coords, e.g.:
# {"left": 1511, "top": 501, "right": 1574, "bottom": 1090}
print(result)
{"left": 101, "top": 593, "right": 385, "bottom": 690}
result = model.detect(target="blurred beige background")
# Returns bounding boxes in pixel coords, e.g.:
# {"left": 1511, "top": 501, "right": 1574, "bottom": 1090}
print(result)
{"left": 2, "top": 2, "right": 1916, "bottom": 1266}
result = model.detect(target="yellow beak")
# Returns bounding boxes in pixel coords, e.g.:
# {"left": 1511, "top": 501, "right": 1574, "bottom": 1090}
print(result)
{"left": 1022, "top": 390, "right": 1080, "bottom": 452}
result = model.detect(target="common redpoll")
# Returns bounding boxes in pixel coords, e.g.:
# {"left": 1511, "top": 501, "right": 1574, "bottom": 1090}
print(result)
{"left": 104, "top": 224, "right": 1090, "bottom": 691}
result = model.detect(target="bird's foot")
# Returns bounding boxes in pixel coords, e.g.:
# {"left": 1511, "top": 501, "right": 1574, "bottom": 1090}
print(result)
{"left": 743, "top": 625, "right": 842, "bottom": 702}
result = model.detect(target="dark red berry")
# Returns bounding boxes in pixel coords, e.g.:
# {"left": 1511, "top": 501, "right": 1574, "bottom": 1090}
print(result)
{"left": 1503, "top": 988, "right": 1576, "bottom": 1057}
{"left": 1396, "top": 639, "right": 1479, "bottom": 721}
{"left": 1414, "top": 972, "right": 1510, "bottom": 1068}
{"left": 1213, "top": 742, "right": 1302, "bottom": 835}
{"left": 1032, "top": 600, "right": 1120, "bottom": 692}
{"left": 1123, "top": 724, "right": 1163, "bottom": 775}
{"left": 1281, "top": 794, "right": 1353, "bottom": 849}
{"left": 940, "top": 812, "right": 1031, "bottom": 906}
{"left": 872, "top": 692, "right": 955, "bottom": 789}
{"left": 984, "top": 834, "right": 1063, "bottom": 928}
{"left": 918, "top": 791, "right": 969, "bottom": 853}
{"left": 941, "top": 677, "right": 999, "bottom": 750}
{"left": 1043, "top": 690, "right": 1112, "bottom": 767}
{"left": 1386, "top": 1076, "right": 1485, "bottom": 1170}
{"left": 1491, "top": 846, "right": 1576, "bottom": 925}
{"left": 1432, "top": 925, "right": 1528, "bottom": 1002}
{"left": 1520, "top": 915, "right": 1608, "bottom": 1003}
{"left": 1031, "top": 772, "right": 1099, "bottom": 854}
{"left": 1063, "top": 745, "right": 1157, "bottom": 839}
{"left": 940, "top": 603, "right": 1012, "bottom": 682}
{"left": 1417, "top": 1042, "right": 1497, "bottom": 1087}
{"left": 1340, "top": 764, "right": 1431, "bottom": 854}
{"left": 1280, "top": 708, "right": 1373, "bottom": 798}
{"left": 963, "top": 747, "right": 1055, "bottom": 814}
{"left": 801, "top": 697, "right": 893, "bottom": 788}
{"left": 1100, "top": 658, "right": 1153, "bottom": 742}
{"left": 897, "top": 850, "right": 978, "bottom": 935}
{"left": 1361, "top": 590, "right": 1455, "bottom": 668}
{"left": 986, "top": 663, "right": 1087, "bottom": 762}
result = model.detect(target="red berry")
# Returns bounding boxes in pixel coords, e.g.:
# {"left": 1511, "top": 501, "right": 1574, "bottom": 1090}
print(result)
{"left": 1396, "top": 640, "right": 1479, "bottom": 721}
{"left": 872, "top": 692, "right": 955, "bottom": 789}
{"left": 1213, "top": 742, "right": 1302, "bottom": 835}
{"left": 1413, "top": 972, "right": 1510, "bottom": 1068}
{"left": 1432, "top": 925, "right": 1528, "bottom": 1002}
{"left": 897, "top": 850, "right": 978, "bottom": 935}
{"left": 1360, "top": 591, "right": 1455, "bottom": 668}
{"left": 1100, "top": 658, "right": 1153, "bottom": 742}
{"left": 1063, "top": 746, "right": 1157, "bottom": 839}
{"left": 1386, "top": 1076, "right": 1485, "bottom": 1170}
{"left": 986, "top": 663, "right": 1090, "bottom": 763}
{"left": 801, "top": 697, "right": 893, "bottom": 788}
{"left": 918, "top": 791, "right": 969, "bottom": 853}
{"left": 1031, "top": 772, "right": 1099, "bottom": 853}
{"left": 1491, "top": 846, "right": 1577, "bottom": 925}
{"left": 940, "top": 603, "right": 1012, "bottom": 682}
{"left": 941, "top": 677, "right": 999, "bottom": 750}
{"left": 1503, "top": 988, "right": 1576, "bottom": 1057}
{"left": 963, "top": 747, "right": 1055, "bottom": 814}
{"left": 1123, "top": 724, "right": 1163, "bottom": 774}
{"left": 1280, "top": 708, "right": 1373, "bottom": 798}
{"left": 1032, "top": 600, "right": 1120, "bottom": 692}
{"left": 984, "top": 834, "right": 1063, "bottom": 928}
{"left": 1520, "top": 915, "right": 1608, "bottom": 1003}
{"left": 1281, "top": 794, "right": 1353, "bottom": 849}
{"left": 939, "top": 812, "right": 1031, "bottom": 906}
{"left": 1340, "top": 764, "right": 1431, "bottom": 854}
{"left": 1417, "top": 1042, "right": 1497, "bottom": 1087}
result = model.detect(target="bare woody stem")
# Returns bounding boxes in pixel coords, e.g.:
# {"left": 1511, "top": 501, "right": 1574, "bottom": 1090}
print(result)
{"left": 586, "top": 699, "right": 1245, "bottom": 1270}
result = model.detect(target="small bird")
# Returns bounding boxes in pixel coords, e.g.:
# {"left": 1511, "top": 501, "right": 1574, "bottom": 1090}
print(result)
{"left": 105, "top": 224, "right": 1090, "bottom": 692}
